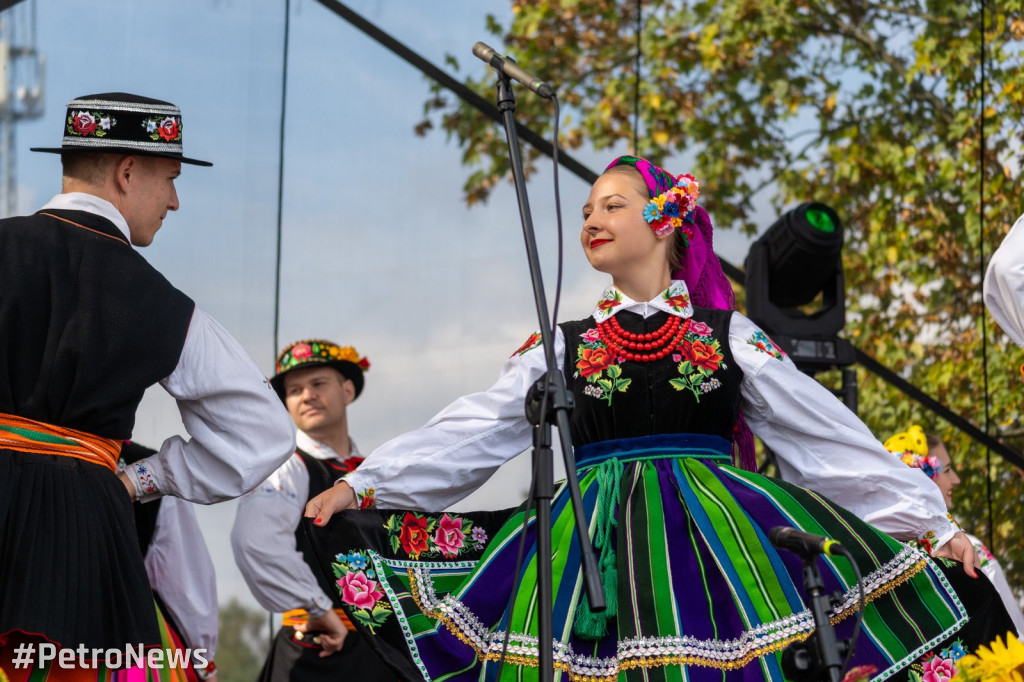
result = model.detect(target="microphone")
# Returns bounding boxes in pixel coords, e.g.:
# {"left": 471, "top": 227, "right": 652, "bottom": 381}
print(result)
{"left": 769, "top": 526, "right": 846, "bottom": 558}
{"left": 472, "top": 42, "right": 555, "bottom": 99}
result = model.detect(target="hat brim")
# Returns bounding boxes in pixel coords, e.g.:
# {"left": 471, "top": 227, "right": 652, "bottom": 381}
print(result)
{"left": 30, "top": 146, "right": 213, "bottom": 167}
{"left": 270, "top": 360, "right": 365, "bottom": 402}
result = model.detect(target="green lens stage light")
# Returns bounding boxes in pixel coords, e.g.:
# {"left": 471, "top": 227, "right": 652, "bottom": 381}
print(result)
{"left": 744, "top": 202, "right": 855, "bottom": 375}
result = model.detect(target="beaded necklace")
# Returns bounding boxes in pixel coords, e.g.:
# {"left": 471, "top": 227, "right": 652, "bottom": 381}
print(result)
{"left": 596, "top": 313, "right": 692, "bottom": 363}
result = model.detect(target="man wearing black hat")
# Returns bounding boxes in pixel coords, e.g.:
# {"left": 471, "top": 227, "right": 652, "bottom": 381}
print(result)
{"left": 0, "top": 93, "right": 295, "bottom": 679}
{"left": 232, "top": 340, "right": 392, "bottom": 682}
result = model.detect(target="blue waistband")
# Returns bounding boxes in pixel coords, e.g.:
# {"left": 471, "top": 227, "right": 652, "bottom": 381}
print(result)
{"left": 575, "top": 433, "right": 733, "bottom": 470}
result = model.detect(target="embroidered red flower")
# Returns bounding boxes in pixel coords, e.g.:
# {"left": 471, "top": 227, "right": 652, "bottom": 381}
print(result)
{"left": 511, "top": 331, "right": 542, "bottom": 357}
{"left": 680, "top": 339, "right": 723, "bottom": 372}
{"left": 398, "top": 512, "right": 430, "bottom": 558}
{"left": 157, "top": 117, "right": 180, "bottom": 141}
{"left": 357, "top": 357, "right": 371, "bottom": 370}
{"left": 597, "top": 298, "right": 620, "bottom": 313}
{"left": 576, "top": 346, "right": 615, "bottom": 378}
{"left": 336, "top": 570, "right": 384, "bottom": 610}
{"left": 432, "top": 513, "right": 466, "bottom": 558}
{"left": 72, "top": 112, "right": 98, "bottom": 136}
{"left": 292, "top": 343, "right": 313, "bottom": 359}
{"left": 840, "top": 665, "right": 878, "bottom": 682}
{"left": 663, "top": 294, "right": 690, "bottom": 310}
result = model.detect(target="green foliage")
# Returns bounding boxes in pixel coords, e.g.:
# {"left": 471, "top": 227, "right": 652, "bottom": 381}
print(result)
{"left": 217, "top": 599, "right": 271, "bottom": 682}
{"left": 421, "top": 1, "right": 1024, "bottom": 596}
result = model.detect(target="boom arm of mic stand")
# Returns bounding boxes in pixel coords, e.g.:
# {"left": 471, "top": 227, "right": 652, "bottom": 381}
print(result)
{"left": 492, "top": 72, "right": 605, "bottom": 682}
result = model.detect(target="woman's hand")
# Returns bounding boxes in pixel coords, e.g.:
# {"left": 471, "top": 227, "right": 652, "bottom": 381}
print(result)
{"left": 932, "top": 530, "right": 980, "bottom": 578}
{"left": 304, "top": 480, "right": 357, "bottom": 526}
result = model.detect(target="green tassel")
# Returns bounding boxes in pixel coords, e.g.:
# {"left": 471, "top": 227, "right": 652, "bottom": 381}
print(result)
{"left": 572, "top": 460, "right": 622, "bottom": 640}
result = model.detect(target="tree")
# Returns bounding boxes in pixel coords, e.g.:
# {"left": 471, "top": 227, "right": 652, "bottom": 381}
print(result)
{"left": 417, "top": 0, "right": 1024, "bottom": 592}
{"left": 217, "top": 599, "right": 271, "bottom": 682}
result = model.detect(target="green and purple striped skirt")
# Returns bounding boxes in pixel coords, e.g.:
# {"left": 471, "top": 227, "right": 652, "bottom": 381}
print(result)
{"left": 310, "top": 434, "right": 983, "bottom": 682}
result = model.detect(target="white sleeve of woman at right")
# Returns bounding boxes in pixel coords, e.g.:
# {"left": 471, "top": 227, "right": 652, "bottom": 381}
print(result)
{"left": 984, "top": 212, "right": 1024, "bottom": 347}
{"left": 342, "top": 329, "right": 563, "bottom": 511}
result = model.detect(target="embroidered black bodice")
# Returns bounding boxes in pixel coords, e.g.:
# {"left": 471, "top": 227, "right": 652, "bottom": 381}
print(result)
{"left": 559, "top": 307, "right": 743, "bottom": 447}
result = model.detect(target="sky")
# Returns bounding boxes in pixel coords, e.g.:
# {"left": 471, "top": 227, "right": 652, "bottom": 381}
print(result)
{"left": 2, "top": 0, "right": 769, "bottom": 609}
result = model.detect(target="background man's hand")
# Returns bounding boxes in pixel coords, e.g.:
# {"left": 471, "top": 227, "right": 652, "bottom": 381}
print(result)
{"left": 294, "top": 609, "right": 348, "bottom": 657}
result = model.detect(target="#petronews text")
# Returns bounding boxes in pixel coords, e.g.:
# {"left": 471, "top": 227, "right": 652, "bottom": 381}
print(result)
{"left": 32, "top": 643, "right": 208, "bottom": 669}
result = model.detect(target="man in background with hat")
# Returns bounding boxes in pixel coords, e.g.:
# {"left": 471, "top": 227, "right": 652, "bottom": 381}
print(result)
{"left": 0, "top": 92, "right": 295, "bottom": 679}
{"left": 232, "top": 339, "right": 392, "bottom": 682}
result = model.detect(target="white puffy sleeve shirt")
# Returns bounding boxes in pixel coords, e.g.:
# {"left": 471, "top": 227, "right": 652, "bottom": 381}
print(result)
{"left": 984, "top": 211, "right": 1024, "bottom": 347}
{"left": 343, "top": 283, "right": 954, "bottom": 545}
{"left": 123, "top": 308, "right": 297, "bottom": 504}
{"left": 40, "top": 193, "right": 297, "bottom": 505}
{"left": 144, "top": 496, "right": 219, "bottom": 659}
{"left": 231, "top": 433, "right": 352, "bottom": 614}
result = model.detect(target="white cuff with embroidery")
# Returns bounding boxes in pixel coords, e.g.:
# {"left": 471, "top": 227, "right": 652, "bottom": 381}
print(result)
{"left": 124, "top": 456, "right": 164, "bottom": 502}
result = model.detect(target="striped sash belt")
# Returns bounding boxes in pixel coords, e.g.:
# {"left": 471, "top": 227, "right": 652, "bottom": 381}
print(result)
{"left": 282, "top": 608, "right": 355, "bottom": 632}
{"left": 0, "top": 412, "right": 122, "bottom": 472}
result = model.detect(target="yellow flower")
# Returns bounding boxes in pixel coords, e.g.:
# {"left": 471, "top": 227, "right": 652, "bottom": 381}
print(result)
{"left": 954, "top": 633, "right": 1024, "bottom": 682}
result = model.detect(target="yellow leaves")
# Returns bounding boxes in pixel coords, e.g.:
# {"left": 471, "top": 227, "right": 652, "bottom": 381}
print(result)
{"left": 823, "top": 94, "right": 837, "bottom": 115}
{"left": 652, "top": 130, "right": 670, "bottom": 146}
{"left": 645, "top": 92, "right": 663, "bottom": 110}
{"left": 1011, "top": 17, "right": 1024, "bottom": 40}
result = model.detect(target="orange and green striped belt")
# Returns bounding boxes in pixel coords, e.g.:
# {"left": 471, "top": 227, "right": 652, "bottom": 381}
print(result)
{"left": 0, "top": 412, "right": 121, "bottom": 473}
{"left": 282, "top": 608, "right": 354, "bottom": 632}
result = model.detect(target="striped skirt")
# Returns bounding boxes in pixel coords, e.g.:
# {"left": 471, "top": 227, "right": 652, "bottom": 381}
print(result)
{"left": 308, "top": 434, "right": 1007, "bottom": 682}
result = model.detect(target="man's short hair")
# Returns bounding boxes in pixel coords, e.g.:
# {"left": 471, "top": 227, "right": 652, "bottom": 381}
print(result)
{"left": 61, "top": 152, "right": 124, "bottom": 185}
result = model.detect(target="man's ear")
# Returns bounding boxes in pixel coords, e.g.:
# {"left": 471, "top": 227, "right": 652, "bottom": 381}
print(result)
{"left": 114, "top": 155, "right": 137, "bottom": 193}
{"left": 342, "top": 377, "right": 356, "bottom": 405}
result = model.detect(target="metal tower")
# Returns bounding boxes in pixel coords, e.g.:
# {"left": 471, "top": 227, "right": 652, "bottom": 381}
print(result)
{"left": 0, "top": 0, "right": 44, "bottom": 218}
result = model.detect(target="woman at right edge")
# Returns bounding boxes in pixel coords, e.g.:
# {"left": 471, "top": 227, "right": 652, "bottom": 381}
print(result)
{"left": 306, "top": 156, "right": 1014, "bottom": 681}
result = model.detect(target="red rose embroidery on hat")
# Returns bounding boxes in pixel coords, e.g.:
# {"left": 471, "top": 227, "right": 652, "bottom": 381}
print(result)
{"left": 72, "top": 112, "right": 97, "bottom": 136}
{"left": 143, "top": 115, "right": 183, "bottom": 143}
{"left": 157, "top": 117, "right": 180, "bottom": 142}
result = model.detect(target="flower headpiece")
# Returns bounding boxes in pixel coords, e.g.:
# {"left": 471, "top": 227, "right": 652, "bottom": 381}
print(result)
{"left": 883, "top": 425, "right": 943, "bottom": 481}
{"left": 605, "top": 155, "right": 701, "bottom": 246}
{"left": 271, "top": 339, "right": 370, "bottom": 401}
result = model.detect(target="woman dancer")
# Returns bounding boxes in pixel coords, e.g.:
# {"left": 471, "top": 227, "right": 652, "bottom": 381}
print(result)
{"left": 305, "top": 156, "right": 1008, "bottom": 682}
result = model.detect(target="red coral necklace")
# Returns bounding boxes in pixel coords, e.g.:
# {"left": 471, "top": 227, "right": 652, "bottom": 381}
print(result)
{"left": 596, "top": 314, "right": 692, "bottom": 363}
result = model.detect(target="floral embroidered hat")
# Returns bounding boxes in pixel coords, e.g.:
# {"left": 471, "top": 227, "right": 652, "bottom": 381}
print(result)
{"left": 31, "top": 92, "right": 212, "bottom": 166}
{"left": 884, "top": 425, "right": 943, "bottom": 480}
{"left": 271, "top": 339, "right": 371, "bottom": 401}
{"left": 605, "top": 155, "right": 700, "bottom": 243}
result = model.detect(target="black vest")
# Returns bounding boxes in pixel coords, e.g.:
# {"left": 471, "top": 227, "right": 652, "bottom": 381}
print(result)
{"left": 295, "top": 449, "right": 363, "bottom": 609}
{"left": 0, "top": 209, "right": 194, "bottom": 439}
{"left": 559, "top": 307, "right": 743, "bottom": 447}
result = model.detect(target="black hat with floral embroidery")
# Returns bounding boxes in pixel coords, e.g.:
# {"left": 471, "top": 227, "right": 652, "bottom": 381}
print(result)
{"left": 31, "top": 92, "right": 212, "bottom": 166}
{"left": 271, "top": 339, "right": 371, "bottom": 402}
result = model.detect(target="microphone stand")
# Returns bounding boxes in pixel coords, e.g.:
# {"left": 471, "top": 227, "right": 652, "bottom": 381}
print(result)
{"left": 782, "top": 555, "right": 848, "bottom": 682}
{"left": 492, "top": 70, "right": 605, "bottom": 682}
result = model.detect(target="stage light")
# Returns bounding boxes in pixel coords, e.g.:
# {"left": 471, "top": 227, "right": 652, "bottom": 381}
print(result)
{"left": 744, "top": 202, "right": 856, "bottom": 382}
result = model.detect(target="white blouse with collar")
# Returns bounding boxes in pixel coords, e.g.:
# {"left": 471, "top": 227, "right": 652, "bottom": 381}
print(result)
{"left": 342, "top": 281, "right": 956, "bottom": 548}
